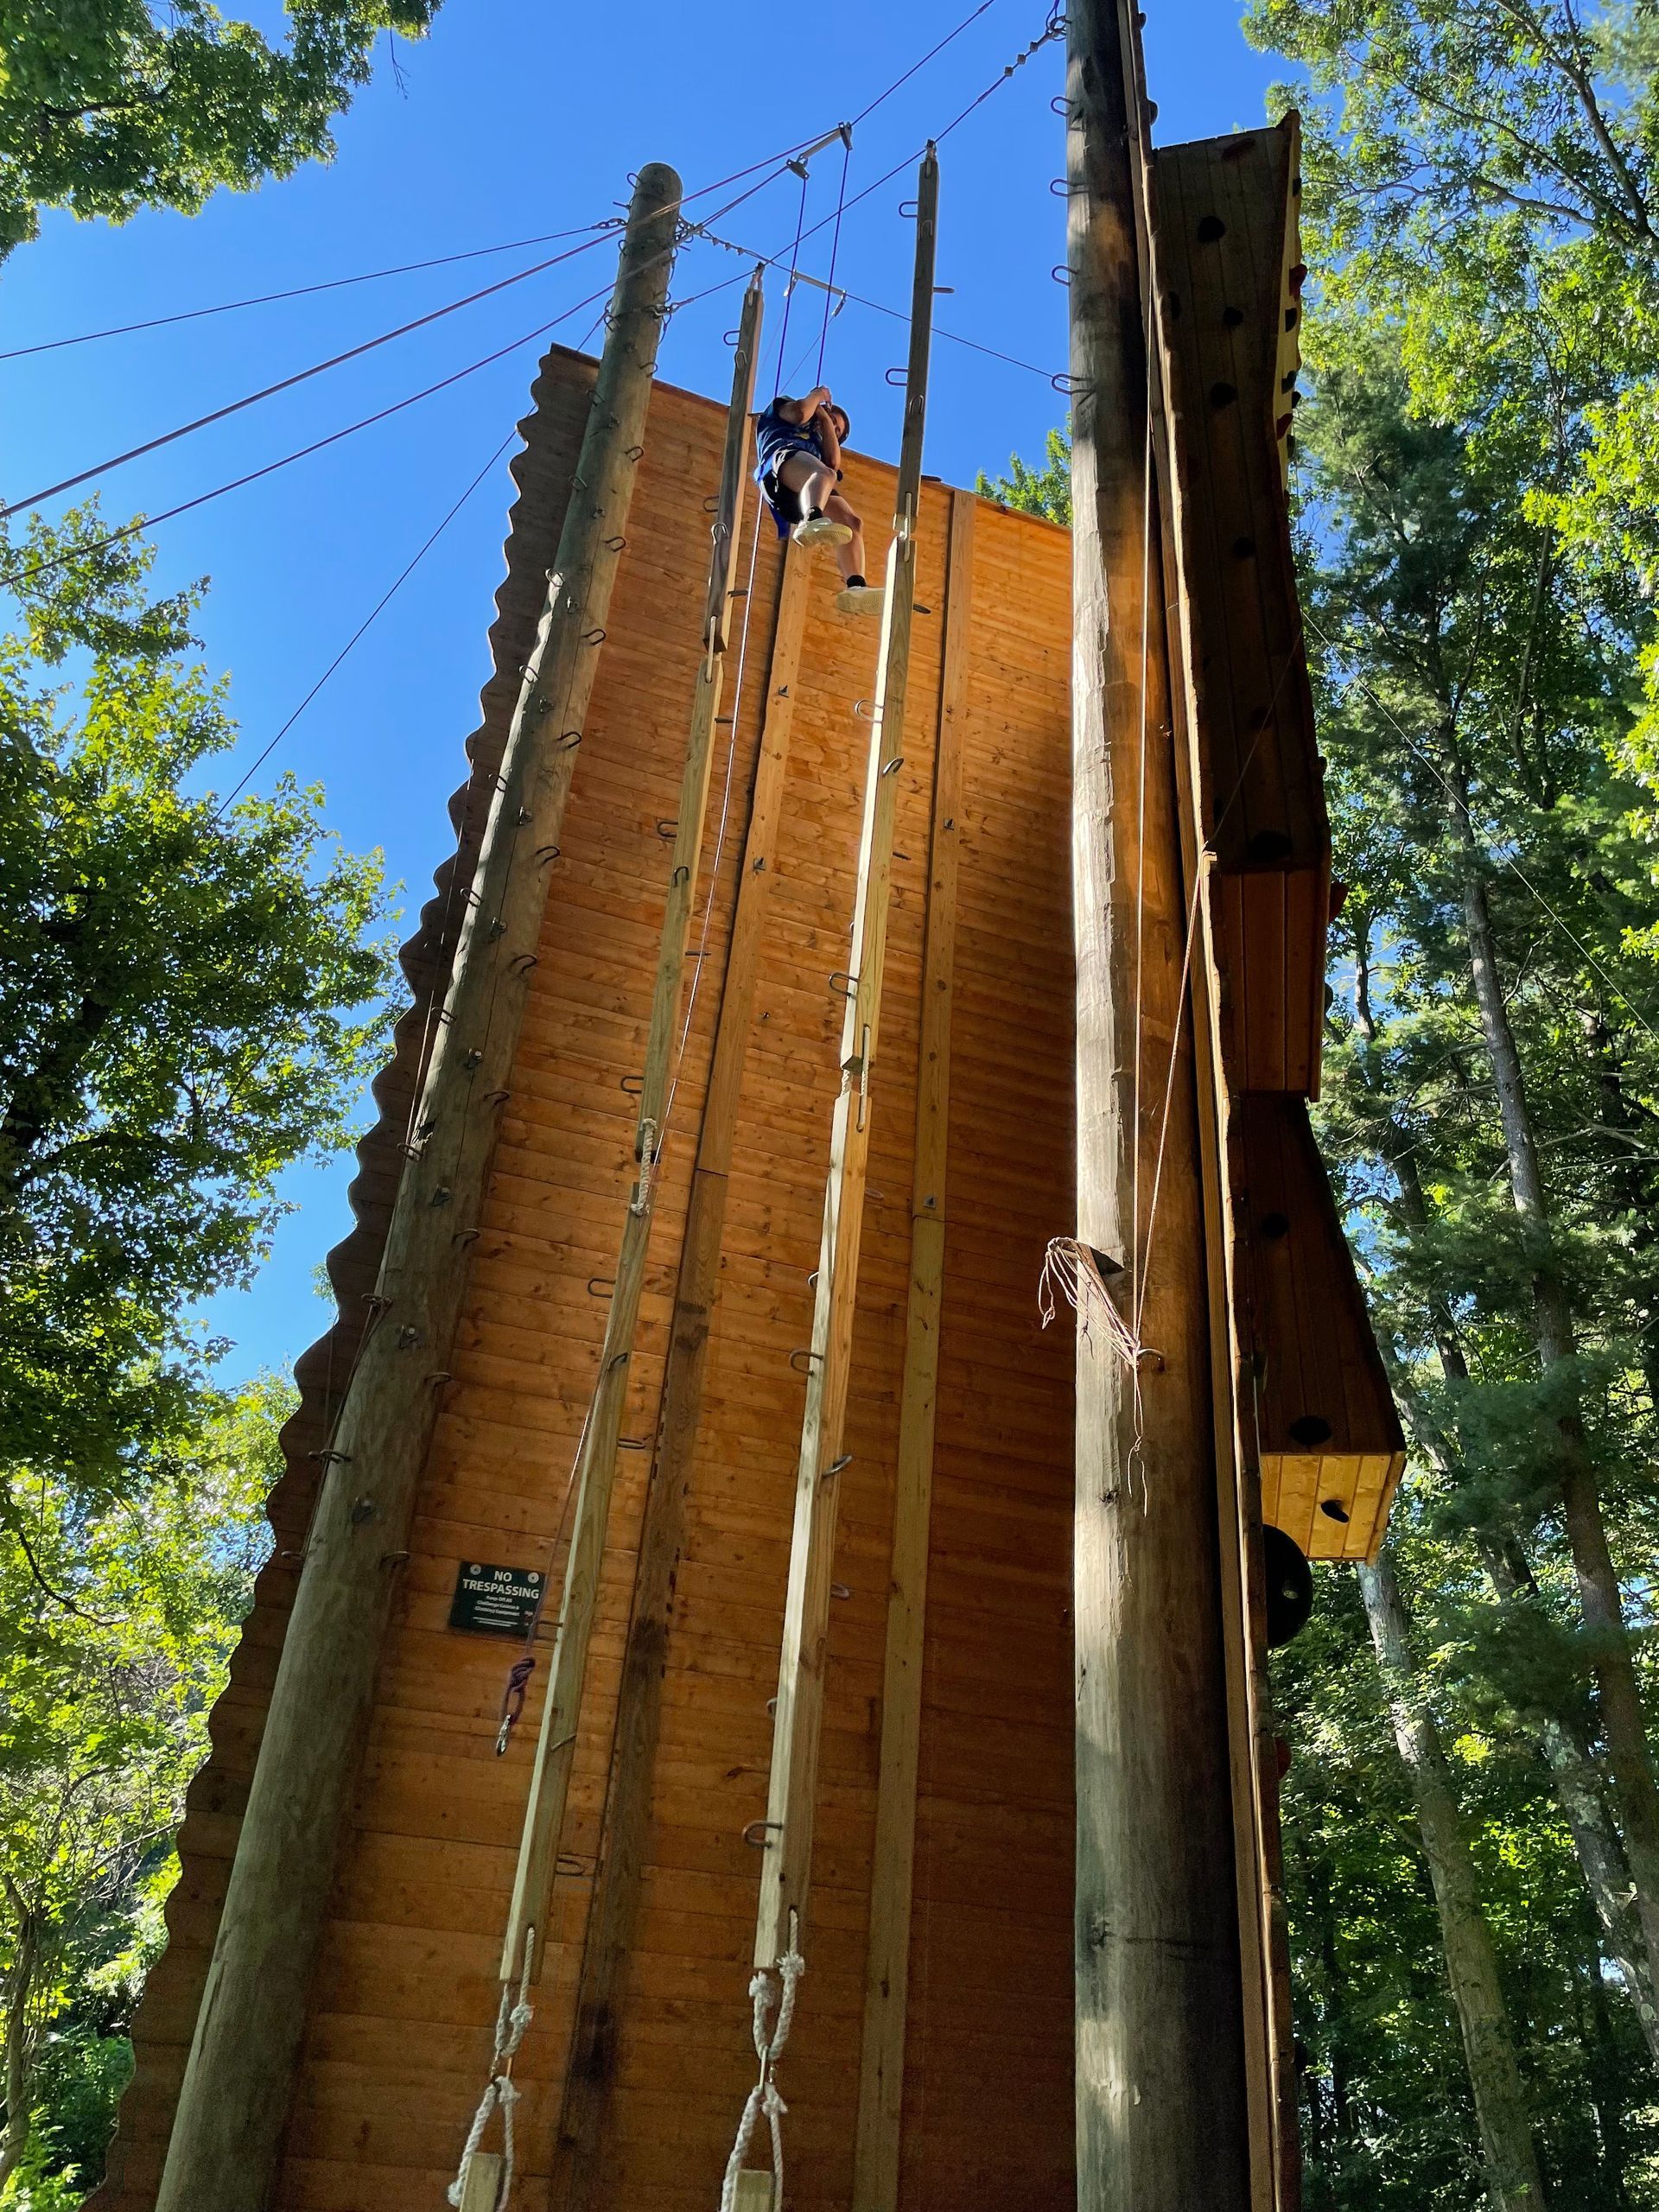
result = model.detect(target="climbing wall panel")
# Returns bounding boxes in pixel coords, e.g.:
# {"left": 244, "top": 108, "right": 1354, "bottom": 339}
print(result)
{"left": 1155, "top": 115, "right": 1328, "bottom": 1101}
{"left": 103, "top": 356, "right": 1077, "bottom": 2212}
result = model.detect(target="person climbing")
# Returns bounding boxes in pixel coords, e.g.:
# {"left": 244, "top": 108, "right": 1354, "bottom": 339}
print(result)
{"left": 753, "top": 385, "right": 884, "bottom": 617}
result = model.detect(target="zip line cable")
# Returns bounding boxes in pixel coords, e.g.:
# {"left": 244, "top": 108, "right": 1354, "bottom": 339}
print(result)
{"left": 849, "top": 0, "right": 1004, "bottom": 125}
{"left": 732, "top": 1, "right": 1065, "bottom": 274}
{"left": 677, "top": 4, "right": 1068, "bottom": 391}
{"left": 0, "top": 234, "right": 623, "bottom": 519}
{"left": 0, "top": 223, "right": 621, "bottom": 363}
{"left": 213, "top": 430, "right": 518, "bottom": 814}
{"left": 5, "top": 1, "right": 1020, "bottom": 370}
{"left": 814, "top": 132, "right": 854, "bottom": 387}
{"left": 0, "top": 294, "right": 607, "bottom": 592}
{"left": 0, "top": 132, "right": 838, "bottom": 366}
{"left": 0, "top": 159, "right": 805, "bottom": 592}
{"left": 3, "top": 3, "right": 1066, "bottom": 589}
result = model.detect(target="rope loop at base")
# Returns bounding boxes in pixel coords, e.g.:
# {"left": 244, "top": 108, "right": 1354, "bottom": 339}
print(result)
{"left": 718, "top": 1936, "right": 805, "bottom": 2210}
{"left": 449, "top": 1929, "right": 537, "bottom": 2210}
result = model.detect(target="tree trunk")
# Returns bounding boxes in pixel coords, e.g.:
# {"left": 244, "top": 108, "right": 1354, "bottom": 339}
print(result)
{"left": 1453, "top": 812, "right": 1659, "bottom": 1990}
{"left": 1576, "top": 1946, "right": 1637, "bottom": 2212}
{"left": 1477, "top": 1527, "right": 1659, "bottom": 2063}
{"left": 0, "top": 1898, "right": 39, "bottom": 2195}
{"left": 1385, "top": 1353, "right": 1659, "bottom": 2059}
{"left": 1582, "top": 1007, "right": 1659, "bottom": 1414}
{"left": 1358, "top": 1554, "right": 1549, "bottom": 2212}
{"left": 1351, "top": 920, "right": 1659, "bottom": 2050}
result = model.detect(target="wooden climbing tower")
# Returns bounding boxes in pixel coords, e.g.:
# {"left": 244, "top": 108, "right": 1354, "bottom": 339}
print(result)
{"left": 97, "top": 11, "right": 1402, "bottom": 2211}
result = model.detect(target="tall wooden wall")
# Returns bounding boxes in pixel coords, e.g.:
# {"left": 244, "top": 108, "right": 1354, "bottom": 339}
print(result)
{"left": 99, "top": 352, "right": 1077, "bottom": 2209}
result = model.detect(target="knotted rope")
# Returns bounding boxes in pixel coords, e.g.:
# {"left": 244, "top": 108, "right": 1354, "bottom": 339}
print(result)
{"left": 1039, "top": 1236, "right": 1157, "bottom": 1503}
{"left": 449, "top": 1928, "right": 536, "bottom": 2211}
{"left": 630, "top": 1116, "right": 660, "bottom": 1217}
{"left": 719, "top": 1936, "right": 805, "bottom": 2211}
{"left": 1038, "top": 1236, "right": 1147, "bottom": 1370}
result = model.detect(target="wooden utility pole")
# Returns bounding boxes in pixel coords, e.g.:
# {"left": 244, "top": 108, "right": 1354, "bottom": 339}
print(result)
{"left": 753, "top": 143, "right": 939, "bottom": 1974}
{"left": 1065, "top": 6, "right": 1253, "bottom": 2207}
{"left": 851, "top": 489, "right": 974, "bottom": 2211}
{"left": 499, "top": 267, "right": 765, "bottom": 1987}
{"left": 152, "top": 164, "right": 681, "bottom": 2212}
{"left": 551, "top": 541, "right": 810, "bottom": 2209}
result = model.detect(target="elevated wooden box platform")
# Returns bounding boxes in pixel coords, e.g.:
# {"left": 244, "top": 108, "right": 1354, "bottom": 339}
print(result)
{"left": 1229, "top": 1095, "right": 1405, "bottom": 1562}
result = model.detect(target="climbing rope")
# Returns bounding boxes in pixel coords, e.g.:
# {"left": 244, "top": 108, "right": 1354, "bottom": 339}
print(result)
{"left": 813, "top": 130, "right": 854, "bottom": 388}
{"left": 772, "top": 163, "right": 810, "bottom": 391}
{"left": 718, "top": 1930, "right": 805, "bottom": 2212}
{"left": 448, "top": 1927, "right": 536, "bottom": 2210}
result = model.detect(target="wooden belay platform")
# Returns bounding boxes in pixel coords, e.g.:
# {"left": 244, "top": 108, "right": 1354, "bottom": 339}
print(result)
{"left": 99, "top": 351, "right": 1080, "bottom": 2209}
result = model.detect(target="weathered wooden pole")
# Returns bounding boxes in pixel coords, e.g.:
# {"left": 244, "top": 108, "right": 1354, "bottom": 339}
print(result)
{"left": 851, "top": 488, "right": 974, "bottom": 2212}
{"left": 153, "top": 163, "right": 681, "bottom": 2212}
{"left": 550, "top": 541, "right": 810, "bottom": 2210}
{"left": 1065, "top": 6, "right": 1252, "bottom": 2208}
{"left": 499, "top": 266, "right": 766, "bottom": 1989}
{"left": 753, "top": 143, "right": 939, "bottom": 1975}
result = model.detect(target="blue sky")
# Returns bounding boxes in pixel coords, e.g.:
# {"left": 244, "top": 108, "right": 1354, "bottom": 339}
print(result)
{"left": 1, "top": 0, "right": 1284, "bottom": 1384}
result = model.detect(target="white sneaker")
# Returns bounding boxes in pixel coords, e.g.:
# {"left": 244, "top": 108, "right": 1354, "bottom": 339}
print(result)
{"left": 836, "top": 585, "right": 885, "bottom": 617}
{"left": 793, "top": 514, "right": 853, "bottom": 550}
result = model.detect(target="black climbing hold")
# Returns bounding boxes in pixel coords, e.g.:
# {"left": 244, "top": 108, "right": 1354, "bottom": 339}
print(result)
{"left": 1260, "top": 1211, "right": 1289, "bottom": 1242}
{"left": 1223, "top": 304, "right": 1244, "bottom": 327}
{"left": 1289, "top": 1414, "right": 1333, "bottom": 1448}
{"left": 1210, "top": 380, "right": 1238, "bottom": 409}
{"left": 1197, "top": 214, "right": 1226, "bottom": 243}
{"left": 1247, "top": 828, "right": 1293, "bottom": 864}
{"left": 1319, "top": 1498, "right": 1351, "bottom": 1523}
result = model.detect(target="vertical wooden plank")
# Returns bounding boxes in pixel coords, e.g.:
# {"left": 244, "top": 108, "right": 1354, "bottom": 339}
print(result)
{"left": 457, "top": 2152, "right": 502, "bottom": 2212}
{"left": 851, "top": 489, "right": 975, "bottom": 2211}
{"left": 1147, "top": 125, "right": 1285, "bottom": 2212}
{"left": 550, "top": 541, "right": 810, "bottom": 2211}
{"left": 751, "top": 146, "right": 940, "bottom": 1974}
{"left": 501, "top": 275, "right": 766, "bottom": 1985}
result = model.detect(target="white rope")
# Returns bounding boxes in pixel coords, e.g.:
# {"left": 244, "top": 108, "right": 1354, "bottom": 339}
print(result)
{"left": 1039, "top": 1236, "right": 1147, "bottom": 1370}
{"left": 631, "top": 1116, "right": 660, "bottom": 1217}
{"left": 719, "top": 1941, "right": 805, "bottom": 2210}
{"left": 449, "top": 1928, "right": 536, "bottom": 2210}
{"left": 1039, "top": 1236, "right": 1159, "bottom": 1500}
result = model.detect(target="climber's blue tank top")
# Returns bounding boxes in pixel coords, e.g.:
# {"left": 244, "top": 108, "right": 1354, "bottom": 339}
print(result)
{"left": 753, "top": 398, "right": 824, "bottom": 486}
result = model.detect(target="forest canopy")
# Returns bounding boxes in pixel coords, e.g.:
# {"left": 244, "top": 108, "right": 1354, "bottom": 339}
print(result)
{"left": 0, "top": 513, "right": 397, "bottom": 2196}
{"left": 0, "top": 1, "right": 443, "bottom": 255}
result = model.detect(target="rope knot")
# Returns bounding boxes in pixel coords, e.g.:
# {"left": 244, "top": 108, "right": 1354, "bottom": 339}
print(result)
{"left": 1038, "top": 1237, "right": 1147, "bottom": 1368}
{"left": 721, "top": 1942, "right": 807, "bottom": 2212}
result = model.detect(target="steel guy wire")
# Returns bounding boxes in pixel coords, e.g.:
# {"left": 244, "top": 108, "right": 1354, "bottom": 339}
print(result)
{"left": 213, "top": 430, "right": 518, "bottom": 815}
